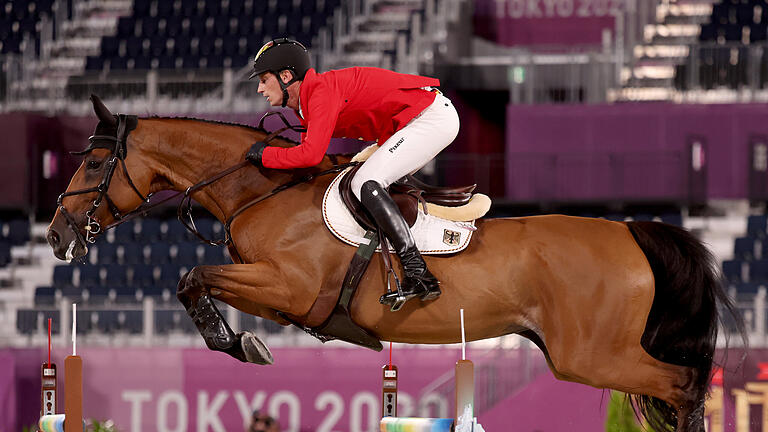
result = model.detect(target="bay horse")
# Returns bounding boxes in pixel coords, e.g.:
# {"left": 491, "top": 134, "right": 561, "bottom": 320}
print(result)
{"left": 47, "top": 96, "right": 740, "bottom": 432}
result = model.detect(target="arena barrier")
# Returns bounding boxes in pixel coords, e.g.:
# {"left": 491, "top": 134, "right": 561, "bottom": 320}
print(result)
{"left": 38, "top": 304, "right": 84, "bottom": 432}
{"left": 380, "top": 310, "right": 485, "bottom": 432}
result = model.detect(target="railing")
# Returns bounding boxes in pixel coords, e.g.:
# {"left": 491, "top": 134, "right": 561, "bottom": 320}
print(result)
{"left": 676, "top": 42, "right": 768, "bottom": 98}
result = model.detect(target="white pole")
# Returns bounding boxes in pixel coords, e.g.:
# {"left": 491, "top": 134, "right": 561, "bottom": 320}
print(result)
{"left": 460, "top": 308, "right": 466, "bottom": 361}
{"left": 72, "top": 303, "right": 76, "bottom": 356}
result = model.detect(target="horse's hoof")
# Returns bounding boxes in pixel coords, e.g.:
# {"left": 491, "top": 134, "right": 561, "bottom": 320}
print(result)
{"left": 240, "top": 331, "right": 274, "bottom": 365}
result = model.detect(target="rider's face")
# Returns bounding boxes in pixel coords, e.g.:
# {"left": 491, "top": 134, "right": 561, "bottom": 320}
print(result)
{"left": 257, "top": 72, "right": 283, "bottom": 107}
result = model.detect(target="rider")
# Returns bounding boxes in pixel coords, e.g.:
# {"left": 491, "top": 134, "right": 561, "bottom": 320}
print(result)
{"left": 245, "top": 38, "right": 460, "bottom": 306}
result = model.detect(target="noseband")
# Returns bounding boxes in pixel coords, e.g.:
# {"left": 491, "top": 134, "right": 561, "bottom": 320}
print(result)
{"left": 56, "top": 114, "right": 148, "bottom": 246}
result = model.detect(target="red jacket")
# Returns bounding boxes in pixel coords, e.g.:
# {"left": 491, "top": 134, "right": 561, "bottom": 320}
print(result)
{"left": 261, "top": 67, "right": 440, "bottom": 169}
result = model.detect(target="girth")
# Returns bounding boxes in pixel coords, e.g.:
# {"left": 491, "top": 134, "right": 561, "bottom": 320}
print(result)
{"left": 339, "top": 164, "right": 477, "bottom": 230}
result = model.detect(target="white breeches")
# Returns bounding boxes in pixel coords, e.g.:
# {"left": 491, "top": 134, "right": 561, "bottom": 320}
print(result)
{"left": 351, "top": 92, "right": 460, "bottom": 199}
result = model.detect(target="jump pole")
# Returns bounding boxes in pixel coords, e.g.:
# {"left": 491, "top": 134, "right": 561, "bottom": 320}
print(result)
{"left": 380, "top": 309, "right": 484, "bottom": 432}
{"left": 39, "top": 303, "right": 84, "bottom": 432}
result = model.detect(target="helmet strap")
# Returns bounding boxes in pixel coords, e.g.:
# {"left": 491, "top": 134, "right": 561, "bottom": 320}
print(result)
{"left": 277, "top": 70, "right": 298, "bottom": 108}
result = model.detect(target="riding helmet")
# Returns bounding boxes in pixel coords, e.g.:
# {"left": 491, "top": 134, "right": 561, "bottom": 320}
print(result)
{"left": 248, "top": 38, "right": 311, "bottom": 81}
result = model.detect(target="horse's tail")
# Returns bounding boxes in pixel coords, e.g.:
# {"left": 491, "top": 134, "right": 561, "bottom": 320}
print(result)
{"left": 626, "top": 221, "right": 743, "bottom": 431}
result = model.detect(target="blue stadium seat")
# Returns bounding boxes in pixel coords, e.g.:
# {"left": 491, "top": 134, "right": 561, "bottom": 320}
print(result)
{"left": 138, "top": 219, "right": 162, "bottom": 242}
{"left": 87, "top": 285, "right": 110, "bottom": 305}
{"left": 117, "top": 17, "right": 135, "bottom": 37}
{"left": 61, "top": 285, "right": 85, "bottom": 303}
{"left": 52, "top": 265, "right": 75, "bottom": 287}
{"left": 76, "top": 309, "right": 94, "bottom": 333}
{"left": 132, "top": 264, "right": 155, "bottom": 287}
{"left": 155, "top": 309, "right": 194, "bottom": 333}
{"left": 78, "top": 264, "right": 101, "bottom": 288}
{"left": 747, "top": 215, "right": 767, "bottom": 238}
{"left": 6, "top": 219, "right": 30, "bottom": 245}
{"left": 85, "top": 56, "right": 104, "bottom": 71}
{"left": 165, "top": 15, "right": 182, "bottom": 37}
{"left": 101, "top": 35, "right": 119, "bottom": 56}
{"left": 141, "top": 17, "right": 159, "bottom": 37}
{"left": 133, "top": 55, "right": 151, "bottom": 70}
{"left": 115, "top": 285, "right": 139, "bottom": 303}
{"left": 660, "top": 213, "right": 683, "bottom": 227}
{"left": 106, "top": 263, "right": 128, "bottom": 286}
{"left": 190, "top": 17, "right": 205, "bottom": 36}
{"left": 174, "top": 242, "right": 200, "bottom": 266}
{"left": 121, "top": 243, "right": 144, "bottom": 265}
{"left": 34, "top": 286, "right": 56, "bottom": 306}
{"left": 96, "top": 242, "right": 118, "bottom": 265}
{"left": 143, "top": 284, "right": 166, "bottom": 301}
{"left": 205, "top": 1, "right": 221, "bottom": 16}
{"left": 109, "top": 55, "right": 128, "bottom": 70}
{"left": 133, "top": 0, "right": 150, "bottom": 17}
{"left": 96, "top": 310, "right": 119, "bottom": 333}
{"left": 125, "top": 36, "right": 143, "bottom": 58}
{"left": 734, "top": 237, "right": 758, "bottom": 260}
{"left": 180, "top": 0, "right": 198, "bottom": 17}
{"left": 229, "top": 0, "right": 245, "bottom": 16}
{"left": 17, "top": 309, "right": 60, "bottom": 335}
{"left": 123, "top": 311, "right": 143, "bottom": 333}
{"left": 157, "top": 1, "right": 174, "bottom": 17}
{"left": 750, "top": 259, "right": 768, "bottom": 282}
{"left": 160, "top": 263, "right": 183, "bottom": 286}
{"left": 194, "top": 218, "right": 216, "bottom": 241}
{"left": 0, "top": 240, "right": 10, "bottom": 267}
{"left": 148, "top": 242, "right": 170, "bottom": 264}
{"left": 723, "top": 259, "right": 744, "bottom": 283}
{"left": 751, "top": 23, "right": 768, "bottom": 42}
{"left": 203, "top": 246, "right": 229, "bottom": 265}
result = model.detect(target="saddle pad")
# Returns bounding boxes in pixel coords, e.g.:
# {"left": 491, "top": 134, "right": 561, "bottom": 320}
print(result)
{"left": 322, "top": 168, "right": 476, "bottom": 254}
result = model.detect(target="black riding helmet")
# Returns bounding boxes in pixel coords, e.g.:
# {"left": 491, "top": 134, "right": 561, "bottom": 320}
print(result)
{"left": 249, "top": 38, "right": 310, "bottom": 108}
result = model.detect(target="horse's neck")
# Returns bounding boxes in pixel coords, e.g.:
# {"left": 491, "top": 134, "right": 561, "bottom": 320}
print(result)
{"left": 144, "top": 119, "right": 277, "bottom": 221}
{"left": 143, "top": 118, "right": 339, "bottom": 223}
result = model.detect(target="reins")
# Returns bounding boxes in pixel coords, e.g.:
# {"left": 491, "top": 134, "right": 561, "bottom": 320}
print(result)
{"left": 66, "top": 111, "right": 356, "bottom": 262}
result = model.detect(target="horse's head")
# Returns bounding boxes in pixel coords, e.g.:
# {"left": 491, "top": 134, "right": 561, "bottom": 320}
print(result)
{"left": 47, "top": 95, "right": 154, "bottom": 261}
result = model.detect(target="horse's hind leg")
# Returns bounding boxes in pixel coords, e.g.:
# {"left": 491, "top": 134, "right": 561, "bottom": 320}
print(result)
{"left": 550, "top": 343, "right": 700, "bottom": 431}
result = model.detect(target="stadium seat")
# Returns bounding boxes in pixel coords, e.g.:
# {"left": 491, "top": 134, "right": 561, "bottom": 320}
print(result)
{"left": 106, "top": 263, "right": 128, "bottom": 286}
{"left": 660, "top": 213, "right": 683, "bottom": 227}
{"left": 138, "top": 219, "right": 163, "bottom": 242}
{"left": 750, "top": 259, "right": 768, "bottom": 282}
{"left": 115, "top": 285, "right": 139, "bottom": 303}
{"left": 734, "top": 237, "right": 758, "bottom": 260}
{"left": 121, "top": 243, "right": 144, "bottom": 265}
{"left": 96, "top": 242, "right": 118, "bottom": 265}
{"left": 76, "top": 309, "right": 94, "bottom": 333}
{"left": 34, "top": 286, "right": 56, "bottom": 306}
{"left": 203, "top": 246, "right": 229, "bottom": 265}
{"left": 16, "top": 308, "right": 61, "bottom": 334}
{"left": 6, "top": 219, "right": 30, "bottom": 245}
{"left": 87, "top": 285, "right": 110, "bottom": 305}
{"left": 174, "top": 242, "right": 200, "bottom": 266}
{"left": 52, "top": 265, "right": 75, "bottom": 287}
{"left": 148, "top": 243, "right": 170, "bottom": 264}
{"left": 157, "top": 1, "right": 174, "bottom": 18}
{"left": 77, "top": 264, "right": 101, "bottom": 288}
{"left": 0, "top": 240, "right": 10, "bottom": 267}
{"left": 748, "top": 215, "right": 768, "bottom": 238}
{"left": 132, "top": 263, "right": 156, "bottom": 287}
{"left": 723, "top": 259, "right": 745, "bottom": 283}
{"left": 61, "top": 285, "right": 85, "bottom": 303}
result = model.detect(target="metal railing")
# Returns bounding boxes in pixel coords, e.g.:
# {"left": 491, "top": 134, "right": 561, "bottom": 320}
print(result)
{"left": 677, "top": 42, "right": 768, "bottom": 96}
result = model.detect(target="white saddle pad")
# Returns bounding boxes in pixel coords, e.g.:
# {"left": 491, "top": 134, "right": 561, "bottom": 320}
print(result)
{"left": 322, "top": 168, "right": 477, "bottom": 254}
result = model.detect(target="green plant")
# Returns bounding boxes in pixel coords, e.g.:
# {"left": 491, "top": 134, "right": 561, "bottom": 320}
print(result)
{"left": 605, "top": 391, "right": 647, "bottom": 432}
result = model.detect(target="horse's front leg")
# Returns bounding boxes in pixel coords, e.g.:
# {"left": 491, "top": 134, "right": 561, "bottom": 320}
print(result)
{"left": 176, "top": 262, "right": 303, "bottom": 365}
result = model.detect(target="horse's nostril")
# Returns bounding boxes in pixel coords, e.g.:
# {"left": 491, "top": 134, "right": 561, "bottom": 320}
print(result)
{"left": 47, "top": 229, "right": 60, "bottom": 248}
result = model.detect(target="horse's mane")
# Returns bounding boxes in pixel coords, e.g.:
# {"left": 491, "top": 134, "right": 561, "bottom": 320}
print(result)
{"left": 142, "top": 116, "right": 358, "bottom": 160}
{"left": 143, "top": 115, "right": 300, "bottom": 147}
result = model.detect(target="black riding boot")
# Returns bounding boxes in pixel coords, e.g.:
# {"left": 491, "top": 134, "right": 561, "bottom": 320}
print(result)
{"left": 360, "top": 180, "right": 441, "bottom": 306}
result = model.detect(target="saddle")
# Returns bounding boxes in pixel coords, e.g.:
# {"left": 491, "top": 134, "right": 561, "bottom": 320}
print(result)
{"left": 339, "top": 164, "right": 477, "bottom": 231}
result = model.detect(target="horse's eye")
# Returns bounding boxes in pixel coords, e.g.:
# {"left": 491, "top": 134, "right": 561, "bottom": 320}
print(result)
{"left": 87, "top": 160, "right": 102, "bottom": 170}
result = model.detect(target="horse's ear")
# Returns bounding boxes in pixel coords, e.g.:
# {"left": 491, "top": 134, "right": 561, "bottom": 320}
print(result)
{"left": 90, "top": 94, "right": 116, "bottom": 126}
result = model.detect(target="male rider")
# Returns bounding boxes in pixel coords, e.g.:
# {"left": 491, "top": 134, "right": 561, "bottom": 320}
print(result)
{"left": 245, "top": 38, "right": 460, "bottom": 306}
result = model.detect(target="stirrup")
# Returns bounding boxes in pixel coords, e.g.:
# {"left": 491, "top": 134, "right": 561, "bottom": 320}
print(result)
{"left": 379, "top": 270, "right": 411, "bottom": 312}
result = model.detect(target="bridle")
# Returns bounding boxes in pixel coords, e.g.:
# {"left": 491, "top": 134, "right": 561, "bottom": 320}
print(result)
{"left": 56, "top": 114, "right": 148, "bottom": 248}
{"left": 56, "top": 112, "right": 358, "bottom": 261}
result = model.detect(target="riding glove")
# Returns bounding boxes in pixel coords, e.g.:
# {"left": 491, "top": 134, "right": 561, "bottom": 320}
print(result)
{"left": 246, "top": 142, "right": 267, "bottom": 166}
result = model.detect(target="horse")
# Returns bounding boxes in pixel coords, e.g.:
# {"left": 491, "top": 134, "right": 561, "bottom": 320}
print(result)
{"left": 46, "top": 95, "right": 741, "bottom": 432}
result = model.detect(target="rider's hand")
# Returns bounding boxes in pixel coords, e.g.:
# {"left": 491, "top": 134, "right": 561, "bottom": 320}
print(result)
{"left": 246, "top": 141, "right": 267, "bottom": 167}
